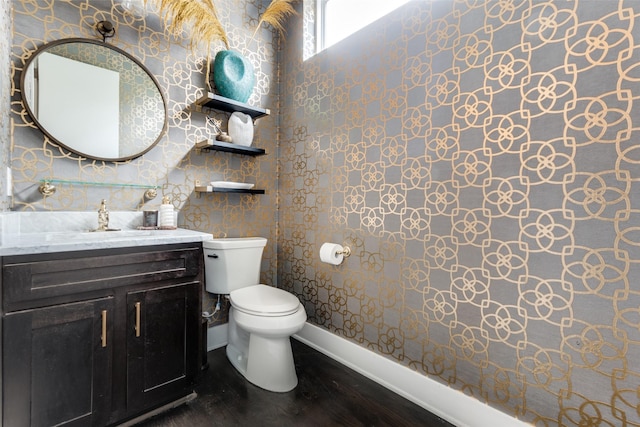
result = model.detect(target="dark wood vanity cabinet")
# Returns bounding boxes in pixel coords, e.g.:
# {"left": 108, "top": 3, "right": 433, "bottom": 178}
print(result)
{"left": 3, "top": 297, "right": 114, "bottom": 426}
{"left": 1, "top": 243, "right": 204, "bottom": 427}
{"left": 125, "top": 282, "right": 200, "bottom": 415}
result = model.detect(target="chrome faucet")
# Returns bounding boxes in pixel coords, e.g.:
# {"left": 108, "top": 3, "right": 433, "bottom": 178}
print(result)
{"left": 97, "top": 199, "right": 109, "bottom": 231}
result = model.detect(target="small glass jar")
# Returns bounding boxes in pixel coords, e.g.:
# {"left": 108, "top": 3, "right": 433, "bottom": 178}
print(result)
{"left": 143, "top": 210, "right": 158, "bottom": 227}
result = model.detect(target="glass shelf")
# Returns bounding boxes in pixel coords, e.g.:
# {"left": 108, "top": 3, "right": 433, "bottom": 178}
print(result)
{"left": 40, "top": 178, "right": 157, "bottom": 190}
{"left": 38, "top": 179, "right": 159, "bottom": 199}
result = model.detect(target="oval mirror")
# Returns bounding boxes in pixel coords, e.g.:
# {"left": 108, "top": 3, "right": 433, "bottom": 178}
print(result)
{"left": 21, "top": 38, "right": 167, "bottom": 161}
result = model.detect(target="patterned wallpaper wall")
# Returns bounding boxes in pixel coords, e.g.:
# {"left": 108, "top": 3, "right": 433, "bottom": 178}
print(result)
{"left": 0, "top": 1, "right": 11, "bottom": 211}
{"left": 10, "top": 0, "right": 279, "bottom": 320}
{"left": 280, "top": 1, "right": 640, "bottom": 425}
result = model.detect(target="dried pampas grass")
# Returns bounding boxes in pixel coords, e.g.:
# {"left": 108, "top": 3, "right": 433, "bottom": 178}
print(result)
{"left": 145, "top": 0, "right": 298, "bottom": 50}
{"left": 144, "top": 0, "right": 229, "bottom": 50}
{"left": 144, "top": 0, "right": 298, "bottom": 91}
{"left": 252, "top": 0, "right": 297, "bottom": 41}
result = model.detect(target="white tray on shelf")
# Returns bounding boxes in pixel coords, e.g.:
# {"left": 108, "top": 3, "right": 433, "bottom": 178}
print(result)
{"left": 210, "top": 181, "right": 255, "bottom": 189}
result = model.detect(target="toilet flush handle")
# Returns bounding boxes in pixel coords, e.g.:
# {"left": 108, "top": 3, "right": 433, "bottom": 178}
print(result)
{"left": 207, "top": 254, "right": 219, "bottom": 259}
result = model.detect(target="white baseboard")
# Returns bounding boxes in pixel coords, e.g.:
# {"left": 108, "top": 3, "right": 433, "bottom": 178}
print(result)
{"left": 293, "top": 322, "right": 530, "bottom": 427}
{"left": 206, "top": 323, "right": 228, "bottom": 351}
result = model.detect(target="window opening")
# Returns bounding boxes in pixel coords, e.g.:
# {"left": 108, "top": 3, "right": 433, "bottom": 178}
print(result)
{"left": 318, "top": 0, "right": 411, "bottom": 51}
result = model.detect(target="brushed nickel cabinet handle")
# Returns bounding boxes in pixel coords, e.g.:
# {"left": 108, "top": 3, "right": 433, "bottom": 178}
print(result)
{"left": 135, "top": 302, "right": 141, "bottom": 337}
{"left": 101, "top": 310, "right": 107, "bottom": 348}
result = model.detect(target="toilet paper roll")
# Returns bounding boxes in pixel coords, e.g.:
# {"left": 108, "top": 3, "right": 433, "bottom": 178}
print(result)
{"left": 320, "top": 243, "right": 344, "bottom": 265}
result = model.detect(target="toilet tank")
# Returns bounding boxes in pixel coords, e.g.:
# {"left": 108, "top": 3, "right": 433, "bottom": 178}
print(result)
{"left": 203, "top": 237, "right": 267, "bottom": 294}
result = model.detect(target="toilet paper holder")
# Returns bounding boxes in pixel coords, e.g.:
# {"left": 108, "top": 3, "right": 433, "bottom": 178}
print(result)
{"left": 319, "top": 242, "right": 352, "bottom": 265}
{"left": 337, "top": 245, "right": 351, "bottom": 257}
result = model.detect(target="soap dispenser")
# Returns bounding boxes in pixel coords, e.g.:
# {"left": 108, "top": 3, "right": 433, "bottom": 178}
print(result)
{"left": 159, "top": 196, "right": 176, "bottom": 229}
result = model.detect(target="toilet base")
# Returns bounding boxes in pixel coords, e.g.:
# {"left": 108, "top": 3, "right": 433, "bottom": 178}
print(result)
{"left": 226, "top": 305, "right": 306, "bottom": 392}
{"left": 226, "top": 336, "right": 298, "bottom": 392}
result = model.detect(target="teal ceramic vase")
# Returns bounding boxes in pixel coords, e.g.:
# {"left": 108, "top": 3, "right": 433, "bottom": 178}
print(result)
{"left": 213, "top": 50, "right": 255, "bottom": 103}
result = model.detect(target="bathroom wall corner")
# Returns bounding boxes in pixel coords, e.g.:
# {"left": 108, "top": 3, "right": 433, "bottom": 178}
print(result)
{"left": 0, "top": 0, "right": 12, "bottom": 212}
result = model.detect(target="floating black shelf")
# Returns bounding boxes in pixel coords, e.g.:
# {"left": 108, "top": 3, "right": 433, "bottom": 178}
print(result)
{"left": 211, "top": 188, "right": 265, "bottom": 194}
{"left": 194, "top": 93, "right": 270, "bottom": 119}
{"left": 195, "top": 140, "right": 266, "bottom": 156}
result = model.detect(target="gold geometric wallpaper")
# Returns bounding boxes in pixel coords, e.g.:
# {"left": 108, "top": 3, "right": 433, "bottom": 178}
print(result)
{"left": 0, "top": 1, "right": 10, "bottom": 211}
{"left": 9, "top": 0, "right": 279, "bottom": 321}
{"left": 8, "top": 0, "right": 640, "bottom": 425}
{"left": 279, "top": 1, "right": 640, "bottom": 425}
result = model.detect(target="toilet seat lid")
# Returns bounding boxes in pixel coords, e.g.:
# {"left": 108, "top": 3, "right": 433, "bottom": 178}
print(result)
{"left": 230, "top": 284, "right": 301, "bottom": 316}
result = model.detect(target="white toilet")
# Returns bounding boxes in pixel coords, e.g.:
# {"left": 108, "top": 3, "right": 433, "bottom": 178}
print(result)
{"left": 203, "top": 237, "right": 307, "bottom": 392}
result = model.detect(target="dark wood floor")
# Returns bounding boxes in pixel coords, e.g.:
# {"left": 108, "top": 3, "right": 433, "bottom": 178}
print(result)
{"left": 136, "top": 339, "right": 455, "bottom": 426}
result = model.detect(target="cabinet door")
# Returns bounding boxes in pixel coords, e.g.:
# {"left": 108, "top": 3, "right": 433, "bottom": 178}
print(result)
{"left": 3, "top": 297, "right": 114, "bottom": 427}
{"left": 126, "top": 281, "right": 200, "bottom": 413}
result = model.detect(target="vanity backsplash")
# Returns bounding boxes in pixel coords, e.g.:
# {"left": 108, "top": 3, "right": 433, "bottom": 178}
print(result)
{"left": 1, "top": 211, "right": 145, "bottom": 235}
{"left": 0, "top": 211, "right": 212, "bottom": 256}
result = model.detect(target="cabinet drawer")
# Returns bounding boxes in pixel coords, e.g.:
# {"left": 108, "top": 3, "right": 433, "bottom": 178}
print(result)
{"left": 3, "top": 244, "right": 202, "bottom": 307}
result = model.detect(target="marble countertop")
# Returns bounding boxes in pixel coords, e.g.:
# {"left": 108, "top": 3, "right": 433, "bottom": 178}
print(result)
{"left": 0, "top": 211, "right": 213, "bottom": 256}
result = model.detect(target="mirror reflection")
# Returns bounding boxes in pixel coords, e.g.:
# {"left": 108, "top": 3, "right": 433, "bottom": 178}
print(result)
{"left": 21, "top": 38, "right": 167, "bottom": 161}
